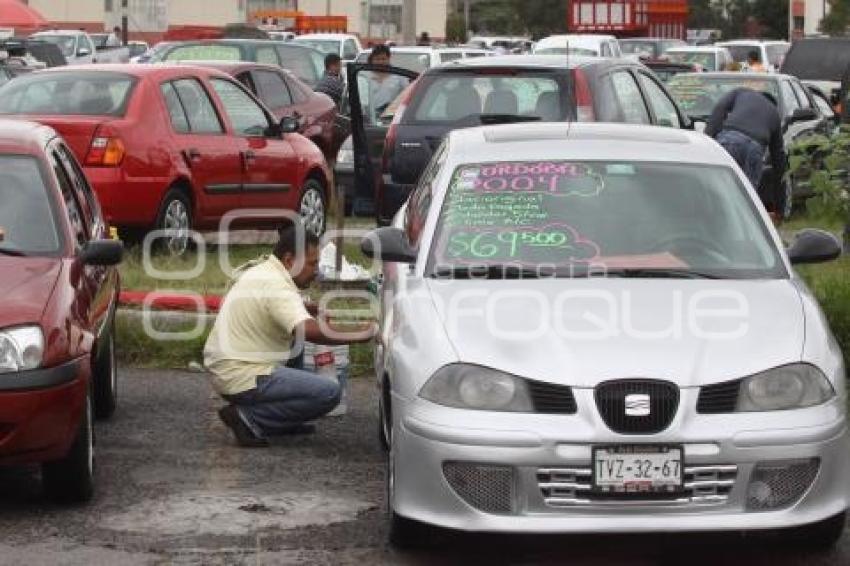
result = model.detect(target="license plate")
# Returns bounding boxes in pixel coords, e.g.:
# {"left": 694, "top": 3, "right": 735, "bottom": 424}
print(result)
{"left": 592, "top": 445, "right": 683, "bottom": 493}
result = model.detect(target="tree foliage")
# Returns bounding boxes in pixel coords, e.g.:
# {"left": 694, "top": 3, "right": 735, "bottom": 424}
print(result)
{"left": 821, "top": 0, "right": 850, "bottom": 35}
{"left": 467, "top": 0, "right": 567, "bottom": 38}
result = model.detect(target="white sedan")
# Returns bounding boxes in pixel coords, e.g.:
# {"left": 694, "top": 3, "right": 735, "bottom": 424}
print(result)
{"left": 362, "top": 122, "right": 848, "bottom": 548}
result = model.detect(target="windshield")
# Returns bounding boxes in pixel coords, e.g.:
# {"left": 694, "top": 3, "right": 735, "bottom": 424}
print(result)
{"left": 294, "top": 38, "right": 340, "bottom": 56}
{"left": 36, "top": 35, "right": 76, "bottom": 58}
{"left": 407, "top": 72, "right": 569, "bottom": 125}
{"left": 427, "top": 161, "right": 784, "bottom": 279}
{"left": 724, "top": 45, "right": 760, "bottom": 63}
{"left": 0, "top": 156, "right": 60, "bottom": 255}
{"left": 0, "top": 72, "right": 136, "bottom": 116}
{"left": 667, "top": 51, "right": 718, "bottom": 71}
{"left": 620, "top": 41, "right": 658, "bottom": 58}
{"left": 164, "top": 44, "right": 242, "bottom": 62}
{"left": 535, "top": 47, "right": 598, "bottom": 56}
{"left": 667, "top": 75, "right": 779, "bottom": 117}
{"left": 277, "top": 45, "right": 323, "bottom": 86}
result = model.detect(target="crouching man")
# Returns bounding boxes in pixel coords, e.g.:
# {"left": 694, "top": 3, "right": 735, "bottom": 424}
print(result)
{"left": 204, "top": 221, "right": 377, "bottom": 447}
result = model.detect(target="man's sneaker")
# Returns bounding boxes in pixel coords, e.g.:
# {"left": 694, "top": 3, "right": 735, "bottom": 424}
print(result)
{"left": 218, "top": 405, "right": 268, "bottom": 448}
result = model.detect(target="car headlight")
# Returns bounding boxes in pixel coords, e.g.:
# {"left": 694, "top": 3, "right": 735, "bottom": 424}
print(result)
{"left": 737, "top": 364, "right": 835, "bottom": 412}
{"left": 419, "top": 364, "right": 534, "bottom": 412}
{"left": 0, "top": 326, "right": 44, "bottom": 373}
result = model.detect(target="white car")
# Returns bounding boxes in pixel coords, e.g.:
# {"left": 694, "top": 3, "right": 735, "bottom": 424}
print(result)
{"left": 716, "top": 40, "right": 790, "bottom": 73}
{"left": 362, "top": 121, "right": 848, "bottom": 548}
{"left": 665, "top": 46, "right": 734, "bottom": 72}
{"left": 30, "top": 30, "right": 96, "bottom": 65}
{"left": 293, "top": 33, "right": 363, "bottom": 62}
{"left": 534, "top": 34, "right": 622, "bottom": 58}
{"left": 354, "top": 46, "right": 492, "bottom": 73}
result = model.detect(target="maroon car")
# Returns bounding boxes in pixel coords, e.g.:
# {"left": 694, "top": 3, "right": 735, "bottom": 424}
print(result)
{"left": 190, "top": 61, "right": 339, "bottom": 160}
{"left": 0, "top": 119, "right": 122, "bottom": 503}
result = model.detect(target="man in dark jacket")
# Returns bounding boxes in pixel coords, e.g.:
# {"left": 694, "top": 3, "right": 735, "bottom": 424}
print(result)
{"left": 314, "top": 53, "right": 344, "bottom": 107}
{"left": 705, "top": 88, "right": 785, "bottom": 214}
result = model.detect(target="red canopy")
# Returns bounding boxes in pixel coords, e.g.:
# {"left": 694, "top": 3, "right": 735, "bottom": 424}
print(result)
{"left": 0, "top": 0, "right": 48, "bottom": 30}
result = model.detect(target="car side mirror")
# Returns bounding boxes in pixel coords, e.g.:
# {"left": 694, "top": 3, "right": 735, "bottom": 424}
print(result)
{"left": 77, "top": 47, "right": 91, "bottom": 57}
{"left": 789, "top": 107, "right": 818, "bottom": 124}
{"left": 787, "top": 229, "right": 841, "bottom": 265}
{"left": 80, "top": 239, "right": 124, "bottom": 266}
{"left": 361, "top": 227, "right": 416, "bottom": 263}
{"left": 280, "top": 115, "right": 299, "bottom": 134}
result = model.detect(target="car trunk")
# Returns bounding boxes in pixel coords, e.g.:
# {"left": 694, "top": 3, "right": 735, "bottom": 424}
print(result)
{"left": 14, "top": 115, "right": 113, "bottom": 162}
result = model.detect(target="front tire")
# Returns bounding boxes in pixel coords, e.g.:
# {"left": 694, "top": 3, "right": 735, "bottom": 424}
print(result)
{"left": 154, "top": 188, "right": 193, "bottom": 256}
{"left": 299, "top": 179, "right": 327, "bottom": 236}
{"left": 42, "top": 391, "right": 94, "bottom": 504}
{"left": 92, "top": 317, "right": 118, "bottom": 420}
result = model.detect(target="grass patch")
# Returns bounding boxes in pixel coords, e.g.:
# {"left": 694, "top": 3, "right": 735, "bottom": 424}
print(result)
{"left": 116, "top": 314, "right": 211, "bottom": 369}
{"left": 796, "top": 257, "right": 850, "bottom": 361}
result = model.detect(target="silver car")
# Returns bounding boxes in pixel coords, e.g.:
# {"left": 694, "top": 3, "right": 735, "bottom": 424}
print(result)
{"left": 362, "top": 122, "right": 848, "bottom": 548}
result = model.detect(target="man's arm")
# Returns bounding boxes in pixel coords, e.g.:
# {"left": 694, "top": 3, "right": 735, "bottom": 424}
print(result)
{"left": 705, "top": 90, "right": 737, "bottom": 137}
{"left": 297, "top": 315, "right": 377, "bottom": 346}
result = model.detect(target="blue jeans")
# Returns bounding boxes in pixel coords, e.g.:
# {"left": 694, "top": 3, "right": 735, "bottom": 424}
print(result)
{"left": 223, "top": 355, "right": 341, "bottom": 438}
{"left": 716, "top": 129, "right": 766, "bottom": 189}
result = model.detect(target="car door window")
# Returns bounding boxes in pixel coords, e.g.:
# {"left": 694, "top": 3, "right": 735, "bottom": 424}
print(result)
{"left": 256, "top": 46, "right": 279, "bottom": 65}
{"left": 254, "top": 70, "right": 293, "bottom": 110}
{"left": 791, "top": 81, "right": 813, "bottom": 109}
{"left": 58, "top": 144, "right": 104, "bottom": 237}
{"left": 406, "top": 141, "right": 447, "bottom": 248}
{"left": 780, "top": 80, "right": 800, "bottom": 118}
{"left": 283, "top": 76, "right": 308, "bottom": 103}
{"left": 160, "top": 82, "right": 190, "bottom": 134}
{"left": 235, "top": 71, "right": 257, "bottom": 95}
{"left": 51, "top": 150, "right": 88, "bottom": 248}
{"left": 343, "top": 40, "right": 358, "bottom": 60}
{"left": 637, "top": 72, "right": 682, "bottom": 128}
{"left": 600, "top": 42, "right": 611, "bottom": 57}
{"left": 610, "top": 71, "right": 650, "bottom": 124}
{"left": 210, "top": 78, "right": 271, "bottom": 136}
{"left": 172, "top": 79, "right": 224, "bottom": 134}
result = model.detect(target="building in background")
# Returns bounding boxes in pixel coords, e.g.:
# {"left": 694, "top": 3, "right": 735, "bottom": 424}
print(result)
{"left": 23, "top": 0, "right": 447, "bottom": 43}
{"left": 566, "top": 0, "right": 688, "bottom": 40}
{"left": 790, "top": 0, "right": 830, "bottom": 39}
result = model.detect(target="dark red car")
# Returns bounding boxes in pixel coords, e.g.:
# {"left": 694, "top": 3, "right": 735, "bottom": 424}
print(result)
{"left": 188, "top": 61, "right": 339, "bottom": 161}
{"left": 0, "top": 119, "right": 122, "bottom": 503}
{"left": 0, "top": 64, "right": 332, "bottom": 254}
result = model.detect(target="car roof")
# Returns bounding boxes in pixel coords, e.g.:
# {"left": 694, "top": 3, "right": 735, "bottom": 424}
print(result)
{"left": 31, "top": 30, "right": 85, "bottom": 36}
{"left": 716, "top": 39, "right": 788, "bottom": 46}
{"left": 294, "top": 33, "right": 356, "bottom": 41}
{"left": 671, "top": 71, "right": 791, "bottom": 81}
{"left": 0, "top": 119, "right": 55, "bottom": 156}
{"left": 34, "top": 63, "right": 234, "bottom": 80}
{"left": 178, "top": 60, "right": 293, "bottom": 76}
{"left": 441, "top": 54, "right": 608, "bottom": 70}
{"left": 621, "top": 37, "right": 683, "bottom": 42}
{"left": 666, "top": 46, "right": 727, "bottom": 52}
{"left": 445, "top": 122, "right": 729, "bottom": 167}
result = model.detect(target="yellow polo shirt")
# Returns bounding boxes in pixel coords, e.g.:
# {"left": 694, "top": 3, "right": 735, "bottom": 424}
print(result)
{"left": 203, "top": 255, "right": 312, "bottom": 395}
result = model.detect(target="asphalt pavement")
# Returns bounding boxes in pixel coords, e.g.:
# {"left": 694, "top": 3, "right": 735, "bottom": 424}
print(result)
{"left": 0, "top": 368, "right": 848, "bottom": 565}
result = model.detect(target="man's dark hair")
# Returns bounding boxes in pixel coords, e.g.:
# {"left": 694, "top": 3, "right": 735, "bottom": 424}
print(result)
{"left": 324, "top": 53, "right": 341, "bottom": 69}
{"left": 274, "top": 220, "right": 320, "bottom": 259}
{"left": 369, "top": 44, "right": 391, "bottom": 62}
{"left": 761, "top": 91, "right": 778, "bottom": 106}
{"left": 114, "top": 26, "right": 121, "bottom": 33}
{"left": 747, "top": 50, "right": 760, "bottom": 62}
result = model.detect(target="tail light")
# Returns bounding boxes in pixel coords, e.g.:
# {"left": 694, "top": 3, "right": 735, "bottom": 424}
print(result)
{"left": 86, "top": 127, "right": 126, "bottom": 167}
{"left": 572, "top": 68, "right": 595, "bottom": 122}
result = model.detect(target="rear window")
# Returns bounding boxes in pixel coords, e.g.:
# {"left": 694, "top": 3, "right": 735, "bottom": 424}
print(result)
{"left": 667, "top": 75, "right": 780, "bottom": 118}
{"left": 667, "top": 51, "right": 719, "bottom": 71}
{"left": 0, "top": 72, "right": 135, "bottom": 116}
{"left": 407, "top": 72, "right": 569, "bottom": 124}
{"left": 0, "top": 156, "right": 61, "bottom": 255}
{"left": 165, "top": 44, "right": 242, "bottom": 62}
{"left": 536, "top": 47, "right": 598, "bottom": 57}
{"left": 294, "top": 38, "right": 340, "bottom": 56}
{"left": 276, "top": 45, "right": 322, "bottom": 86}
{"left": 724, "top": 45, "right": 759, "bottom": 63}
{"left": 389, "top": 52, "right": 432, "bottom": 73}
{"left": 620, "top": 41, "right": 658, "bottom": 58}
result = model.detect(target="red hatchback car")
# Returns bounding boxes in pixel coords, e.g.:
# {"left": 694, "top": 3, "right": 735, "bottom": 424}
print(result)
{"left": 0, "top": 64, "right": 331, "bottom": 254}
{"left": 189, "top": 61, "right": 340, "bottom": 161}
{"left": 0, "top": 120, "right": 122, "bottom": 503}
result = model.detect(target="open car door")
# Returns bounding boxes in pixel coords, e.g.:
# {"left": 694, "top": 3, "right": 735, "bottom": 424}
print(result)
{"left": 346, "top": 63, "right": 419, "bottom": 223}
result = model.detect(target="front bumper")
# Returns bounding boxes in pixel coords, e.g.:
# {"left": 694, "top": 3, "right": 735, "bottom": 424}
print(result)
{"left": 0, "top": 359, "right": 88, "bottom": 465}
{"left": 392, "top": 389, "right": 850, "bottom": 533}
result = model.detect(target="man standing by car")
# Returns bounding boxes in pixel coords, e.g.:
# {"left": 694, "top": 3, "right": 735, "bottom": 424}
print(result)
{"left": 366, "top": 44, "right": 408, "bottom": 115}
{"left": 706, "top": 88, "right": 785, "bottom": 217}
{"left": 315, "top": 53, "right": 344, "bottom": 107}
{"left": 204, "top": 221, "right": 377, "bottom": 447}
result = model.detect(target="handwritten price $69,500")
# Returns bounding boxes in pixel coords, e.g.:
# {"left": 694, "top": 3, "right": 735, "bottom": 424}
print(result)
{"left": 448, "top": 229, "right": 576, "bottom": 260}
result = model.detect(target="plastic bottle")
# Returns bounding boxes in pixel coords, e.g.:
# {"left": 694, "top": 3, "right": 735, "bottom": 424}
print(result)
{"left": 314, "top": 345, "right": 348, "bottom": 417}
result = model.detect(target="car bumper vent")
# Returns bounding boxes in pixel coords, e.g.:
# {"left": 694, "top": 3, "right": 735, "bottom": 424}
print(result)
{"left": 697, "top": 379, "right": 742, "bottom": 413}
{"left": 443, "top": 462, "right": 516, "bottom": 514}
{"left": 746, "top": 458, "right": 819, "bottom": 511}
{"left": 594, "top": 379, "right": 679, "bottom": 434}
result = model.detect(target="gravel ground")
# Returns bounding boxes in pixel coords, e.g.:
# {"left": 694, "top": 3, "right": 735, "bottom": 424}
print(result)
{"left": 0, "top": 368, "right": 847, "bottom": 565}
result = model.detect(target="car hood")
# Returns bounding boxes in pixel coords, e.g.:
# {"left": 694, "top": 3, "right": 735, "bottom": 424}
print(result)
{"left": 0, "top": 256, "right": 61, "bottom": 326}
{"left": 426, "top": 278, "right": 804, "bottom": 388}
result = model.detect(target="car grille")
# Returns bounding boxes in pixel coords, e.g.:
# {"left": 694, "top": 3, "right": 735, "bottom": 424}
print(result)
{"left": 594, "top": 380, "right": 679, "bottom": 434}
{"left": 697, "top": 379, "right": 742, "bottom": 413}
{"left": 537, "top": 464, "right": 738, "bottom": 507}
{"left": 443, "top": 462, "right": 516, "bottom": 514}
{"left": 528, "top": 380, "right": 577, "bottom": 414}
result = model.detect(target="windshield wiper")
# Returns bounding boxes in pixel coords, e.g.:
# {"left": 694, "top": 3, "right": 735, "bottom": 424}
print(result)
{"left": 478, "top": 114, "right": 542, "bottom": 125}
{"left": 430, "top": 265, "right": 548, "bottom": 280}
{"left": 0, "top": 247, "right": 28, "bottom": 257}
{"left": 594, "top": 268, "right": 723, "bottom": 280}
